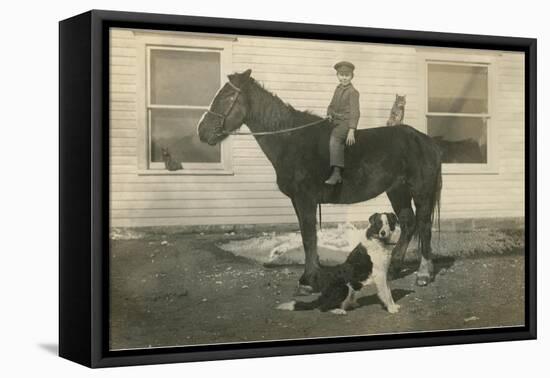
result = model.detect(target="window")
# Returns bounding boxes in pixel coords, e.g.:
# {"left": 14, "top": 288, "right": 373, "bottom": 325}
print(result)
{"left": 136, "top": 33, "right": 234, "bottom": 174}
{"left": 422, "top": 56, "right": 495, "bottom": 173}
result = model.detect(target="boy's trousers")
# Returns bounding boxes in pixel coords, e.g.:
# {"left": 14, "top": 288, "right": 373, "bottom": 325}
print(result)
{"left": 329, "top": 123, "right": 348, "bottom": 168}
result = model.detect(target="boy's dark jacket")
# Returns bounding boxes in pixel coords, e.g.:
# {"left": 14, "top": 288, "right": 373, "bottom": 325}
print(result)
{"left": 327, "top": 83, "right": 361, "bottom": 129}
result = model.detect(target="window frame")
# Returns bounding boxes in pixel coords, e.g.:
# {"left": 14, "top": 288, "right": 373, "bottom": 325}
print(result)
{"left": 135, "top": 32, "right": 235, "bottom": 175}
{"left": 417, "top": 50, "right": 498, "bottom": 174}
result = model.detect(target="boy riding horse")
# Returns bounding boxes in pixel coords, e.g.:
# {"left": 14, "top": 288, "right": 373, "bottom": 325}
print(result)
{"left": 325, "top": 61, "right": 361, "bottom": 185}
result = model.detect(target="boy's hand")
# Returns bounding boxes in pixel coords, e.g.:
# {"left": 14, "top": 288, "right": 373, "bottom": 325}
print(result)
{"left": 346, "top": 129, "right": 356, "bottom": 146}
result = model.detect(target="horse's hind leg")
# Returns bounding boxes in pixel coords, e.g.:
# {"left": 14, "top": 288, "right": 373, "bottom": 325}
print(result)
{"left": 386, "top": 185, "right": 415, "bottom": 277}
{"left": 412, "top": 194, "right": 435, "bottom": 286}
{"left": 291, "top": 197, "right": 321, "bottom": 293}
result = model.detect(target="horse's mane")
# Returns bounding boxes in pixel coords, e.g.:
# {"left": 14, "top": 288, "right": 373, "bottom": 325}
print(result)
{"left": 245, "top": 78, "right": 323, "bottom": 132}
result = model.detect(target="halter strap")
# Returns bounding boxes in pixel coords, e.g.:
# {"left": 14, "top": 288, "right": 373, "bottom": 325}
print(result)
{"left": 225, "top": 118, "right": 328, "bottom": 136}
{"left": 206, "top": 80, "right": 242, "bottom": 120}
{"left": 227, "top": 80, "right": 241, "bottom": 92}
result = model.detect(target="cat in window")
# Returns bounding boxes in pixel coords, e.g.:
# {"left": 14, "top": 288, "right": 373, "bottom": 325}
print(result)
{"left": 386, "top": 94, "right": 406, "bottom": 126}
{"left": 161, "top": 147, "right": 183, "bottom": 171}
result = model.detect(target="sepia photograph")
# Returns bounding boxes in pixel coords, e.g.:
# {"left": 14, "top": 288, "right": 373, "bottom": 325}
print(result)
{"left": 108, "top": 26, "right": 526, "bottom": 351}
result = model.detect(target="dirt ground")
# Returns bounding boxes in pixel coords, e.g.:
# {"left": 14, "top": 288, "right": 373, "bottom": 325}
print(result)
{"left": 109, "top": 231, "right": 525, "bottom": 350}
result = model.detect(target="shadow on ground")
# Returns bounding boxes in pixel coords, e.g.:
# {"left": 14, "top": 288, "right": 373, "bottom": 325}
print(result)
{"left": 109, "top": 230, "right": 525, "bottom": 350}
{"left": 357, "top": 289, "right": 415, "bottom": 308}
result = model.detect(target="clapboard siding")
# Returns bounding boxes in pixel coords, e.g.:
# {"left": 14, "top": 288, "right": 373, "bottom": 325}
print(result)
{"left": 111, "top": 209, "right": 524, "bottom": 228}
{"left": 109, "top": 29, "right": 525, "bottom": 227}
{"left": 111, "top": 193, "right": 521, "bottom": 210}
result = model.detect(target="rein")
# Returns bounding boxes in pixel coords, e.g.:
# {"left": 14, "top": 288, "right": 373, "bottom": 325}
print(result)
{"left": 206, "top": 80, "right": 328, "bottom": 137}
{"left": 225, "top": 118, "right": 328, "bottom": 136}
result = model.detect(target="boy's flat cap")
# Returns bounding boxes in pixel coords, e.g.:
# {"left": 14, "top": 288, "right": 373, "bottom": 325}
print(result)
{"left": 334, "top": 61, "right": 355, "bottom": 73}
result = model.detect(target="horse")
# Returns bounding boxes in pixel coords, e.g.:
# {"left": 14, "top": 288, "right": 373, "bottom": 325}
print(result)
{"left": 198, "top": 69, "right": 442, "bottom": 291}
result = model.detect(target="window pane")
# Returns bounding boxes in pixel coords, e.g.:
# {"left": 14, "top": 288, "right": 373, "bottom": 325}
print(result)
{"left": 428, "top": 116, "right": 487, "bottom": 163}
{"left": 428, "top": 64, "right": 488, "bottom": 114}
{"left": 150, "top": 49, "right": 221, "bottom": 106}
{"left": 150, "top": 108, "right": 221, "bottom": 164}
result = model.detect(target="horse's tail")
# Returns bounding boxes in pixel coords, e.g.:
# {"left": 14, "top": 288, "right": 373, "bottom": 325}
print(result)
{"left": 432, "top": 163, "right": 442, "bottom": 250}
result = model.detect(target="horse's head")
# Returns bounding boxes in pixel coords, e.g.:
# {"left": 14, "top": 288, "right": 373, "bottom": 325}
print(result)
{"left": 197, "top": 69, "right": 252, "bottom": 145}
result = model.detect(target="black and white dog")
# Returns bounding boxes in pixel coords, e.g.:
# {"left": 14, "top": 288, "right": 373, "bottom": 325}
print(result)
{"left": 277, "top": 213, "right": 400, "bottom": 315}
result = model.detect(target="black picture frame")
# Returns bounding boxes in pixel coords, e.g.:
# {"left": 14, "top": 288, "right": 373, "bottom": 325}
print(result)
{"left": 59, "top": 9, "right": 537, "bottom": 368}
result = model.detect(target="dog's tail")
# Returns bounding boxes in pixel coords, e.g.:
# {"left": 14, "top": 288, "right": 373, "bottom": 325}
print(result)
{"left": 294, "top": 299, "right": 321, "bottom": 311}
{"left": 276, "top": 299, "right": 320, "bottom": 311}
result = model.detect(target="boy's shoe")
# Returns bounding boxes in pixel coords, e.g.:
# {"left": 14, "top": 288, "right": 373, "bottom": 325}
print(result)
{"left": 325, "top": 166, "right": 343, "bottom": 185}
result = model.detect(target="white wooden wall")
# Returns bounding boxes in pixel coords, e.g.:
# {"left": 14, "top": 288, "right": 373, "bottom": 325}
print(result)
{"left": 109, "top": 29, "right": 525, "bottom": 228}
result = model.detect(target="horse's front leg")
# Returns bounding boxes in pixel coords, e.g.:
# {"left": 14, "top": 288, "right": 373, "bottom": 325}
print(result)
{"left": 291, "top": 197, "right": 321, "bottom": 294}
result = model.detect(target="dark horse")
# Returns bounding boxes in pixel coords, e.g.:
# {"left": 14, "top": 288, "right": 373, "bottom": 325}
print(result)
{"left": 198, "top": 69, "right": 442, "bottom": 290}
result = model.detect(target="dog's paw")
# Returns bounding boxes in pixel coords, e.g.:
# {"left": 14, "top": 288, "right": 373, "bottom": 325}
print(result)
{"left": 387, "top": 304, "right": 401, "bottom": 314}
{"left": 276, "top": 301, "right": 296, "bottom": 311}
{"left": 330, "top": 308, "right": 348, "bottom": 315}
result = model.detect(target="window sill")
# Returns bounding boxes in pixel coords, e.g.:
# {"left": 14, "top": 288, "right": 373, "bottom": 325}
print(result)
{"left": 137, "top": 169, "right": 235, "bottom": 176}
{"left": 442, "top": 163, "right": 498, "bottom": 175}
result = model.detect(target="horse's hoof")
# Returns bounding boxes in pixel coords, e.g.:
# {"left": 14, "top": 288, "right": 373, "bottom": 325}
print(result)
{"left": 416, "top": 275, "right": 431, "bottom": 286}
{"left": 299, "top": 269, "right": 322, "bottom": 292}
{"left": 295, "top": 285, "right": 314, "bottom": 296}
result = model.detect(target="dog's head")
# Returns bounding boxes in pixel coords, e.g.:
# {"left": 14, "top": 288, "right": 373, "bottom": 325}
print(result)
{"left": 366, "top": 213, "right": 399, "bottom": 243}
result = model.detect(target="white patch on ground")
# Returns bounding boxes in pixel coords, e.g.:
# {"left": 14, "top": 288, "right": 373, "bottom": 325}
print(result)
{"left": 330, "top": 308, "right": 347, "bottom": 315}
{"left": 110, "top": 228, "right": 145, "bottom": 240}
{"left": 276, "top": 301, "right": 296, "bottom": 311}
{"left": 218, "top": 223, "right": 364, "bottom": 265}
{"left": 217, "top": 225, "right": 523, "bottom": 265}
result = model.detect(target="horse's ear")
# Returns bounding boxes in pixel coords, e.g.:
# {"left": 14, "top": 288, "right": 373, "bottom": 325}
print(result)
{"left": 242, "top": 69, "right": 252, "bottom": 79}
{"left": 229, "top": 69, "right": 252, "bottom": 87}
{"left": 227, "top": 73, "right": 237, "bottom": 84}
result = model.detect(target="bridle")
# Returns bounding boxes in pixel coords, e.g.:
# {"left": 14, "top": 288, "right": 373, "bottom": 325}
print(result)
{"left": 205, "top": 80, "right": 328, "bottom": 137}
{"left": 205, "top": 80, "right": 243, "bottom": 138}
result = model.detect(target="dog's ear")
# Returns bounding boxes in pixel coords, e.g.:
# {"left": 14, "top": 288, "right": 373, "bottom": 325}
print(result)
{"left": 368, "top": 213, "right": 379, "bottom": 225}
{"left": 387, "top": 213, "right": 398, "bottom": 230}
{"left": 366, "top": 213, "right": 379, "bottom": 240}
